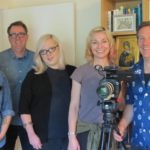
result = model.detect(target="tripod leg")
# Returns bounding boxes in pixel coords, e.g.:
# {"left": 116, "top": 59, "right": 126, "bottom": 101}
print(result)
{"left": 99, "top": 128, "right": 105, "bottom": 150}
{"left": 99, "top": 128, "right": 112, "bottom": 150}
{"left": 106, "top": 128, "right": 112, "bottom": 150}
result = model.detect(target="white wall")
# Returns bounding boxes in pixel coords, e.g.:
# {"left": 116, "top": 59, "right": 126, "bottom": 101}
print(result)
{"left": 0, "top": 10, "right": 3, "bottom": 49}
{"left": 74, "top": 0, "right": 100, "bottom": 65}
{"left": 0, "top": 0, "right": 100, "bottom": 66}
{"left": 0, "top": 2, "right": 75, "bottom": 65}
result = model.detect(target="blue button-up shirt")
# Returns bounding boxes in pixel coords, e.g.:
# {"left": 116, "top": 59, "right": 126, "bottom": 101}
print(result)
{"left": 126, "top": 58, "right": 150, "bottom": 149}
{"left": 0, "top": 70, "right": 14, "bottom": 147}
{"left": 0, "top": 49, "right": 34, "bottom": 125}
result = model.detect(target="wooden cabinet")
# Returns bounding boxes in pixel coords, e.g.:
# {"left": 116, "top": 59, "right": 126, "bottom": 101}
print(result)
{"left": 101, "top": 0, "right": 150, "bottom": 36}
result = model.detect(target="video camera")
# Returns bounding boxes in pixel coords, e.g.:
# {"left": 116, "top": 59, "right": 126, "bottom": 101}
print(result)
{"left": 96, "top": 65, "right": 133, "bottom": 113}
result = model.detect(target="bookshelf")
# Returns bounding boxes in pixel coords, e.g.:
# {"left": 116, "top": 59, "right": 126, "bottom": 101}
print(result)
{"left": 101, "top": 0, "right": 149, "bottom": 67}
{"left": 101, "top": 0, "right": 150, "bottom": 36}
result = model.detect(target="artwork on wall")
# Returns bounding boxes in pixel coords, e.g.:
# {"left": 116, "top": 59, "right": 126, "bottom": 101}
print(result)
{"left": 113, "top": 14, "right": 136, "bottom": 32}
{"left": 116, "top": 35, "right": 139, "bottom": 68}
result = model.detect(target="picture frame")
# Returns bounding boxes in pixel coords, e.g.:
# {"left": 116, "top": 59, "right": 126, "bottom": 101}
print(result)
{"left": 113, "top": 14, "right": 136, "bottom": 32}
{"left": 116, "top": 35, "right": 139, "bottom": 68}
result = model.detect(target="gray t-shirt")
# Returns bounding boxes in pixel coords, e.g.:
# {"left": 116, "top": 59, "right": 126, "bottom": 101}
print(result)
{"left": 71, "top": 63, "right": 104, "bottom": 124}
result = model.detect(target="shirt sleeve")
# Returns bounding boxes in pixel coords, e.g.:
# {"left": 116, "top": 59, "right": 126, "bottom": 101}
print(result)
{"left": 0, "top": 71, "right": 14, "bottom": 117}
{"left": 19, "top": 69, "right": 34, "bottom": 114}
{"left": 126, "top": 81, "right": 134, "bottom": 104}
{"left": 70, "top": 66, "right": 83, "bottom": 84}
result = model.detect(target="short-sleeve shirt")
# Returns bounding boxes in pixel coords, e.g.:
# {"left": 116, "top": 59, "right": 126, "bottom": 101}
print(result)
{"left": 71, "top": 63, "right": 104, "bottom": 124}
{"left": 126, "top": 58, "right": 150, "bottom": 149}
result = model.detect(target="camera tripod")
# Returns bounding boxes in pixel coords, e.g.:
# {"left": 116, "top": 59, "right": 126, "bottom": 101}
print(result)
{"left": 98, "top": 110, "right": 127, "bottom": 150}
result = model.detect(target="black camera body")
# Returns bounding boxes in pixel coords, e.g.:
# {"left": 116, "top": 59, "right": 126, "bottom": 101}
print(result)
{"left": 96, "top": 65, "right": 133, "bottom": 114}
{"left": 96, "top": 66, "right": 132, "bottom": 150}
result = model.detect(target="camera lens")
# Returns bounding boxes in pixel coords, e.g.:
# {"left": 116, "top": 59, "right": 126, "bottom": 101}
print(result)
{"left": 97, "top": 80, "right": 114, "bottom": 100}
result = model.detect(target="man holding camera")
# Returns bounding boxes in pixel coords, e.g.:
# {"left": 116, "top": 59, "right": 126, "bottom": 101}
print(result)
{"left": 114, "top": 21, "right": 150, "bottom": 150}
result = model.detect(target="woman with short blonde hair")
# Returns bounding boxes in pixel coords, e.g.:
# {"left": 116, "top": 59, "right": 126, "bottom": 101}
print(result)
{"left": 33, "top": 34, "right": 65, "bottom": 74}
{"left": 19, "top": 33, "right": 75, "bottom": 150}
{"left": 85, "top": 26, "right": 115, "bottom": 64}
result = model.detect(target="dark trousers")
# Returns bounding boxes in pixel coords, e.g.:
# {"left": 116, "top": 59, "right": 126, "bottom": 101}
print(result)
{"left": 4, "top": 125, "right": 34, "bottom": 150}
{"left": 42, "top": 138, "right": 68, "bottom": 150}
{"left": 77, "top": 131, "right": 117, "bottom": 150}
{"left": 77, "top": 131, "right": 89, "bottom": 150}
{"left": 0, "top": 146, "right": 5, "bottom": 150}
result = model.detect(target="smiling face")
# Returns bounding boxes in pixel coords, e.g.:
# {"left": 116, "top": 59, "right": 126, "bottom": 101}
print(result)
{"left": 138, "top": 26, "right": 150, "bottom": 60}
{"left": 90, "top": 31, "right": 111, "bottom": 65}
{"left": 8, "top": 25, "right": 28, "bottom": 52}
{"left": 39, "top": 38, "right": 60, "bottom": 69}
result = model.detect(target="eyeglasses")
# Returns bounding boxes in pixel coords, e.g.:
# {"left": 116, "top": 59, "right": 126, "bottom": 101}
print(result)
{"left": 9, "top": 32, "right": 27, "bottom": 39}
{"left": 39, "top": 45, "right": 58, "bottom": 55}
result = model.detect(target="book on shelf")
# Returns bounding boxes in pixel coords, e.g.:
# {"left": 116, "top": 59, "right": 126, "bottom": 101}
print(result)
{"left": 107, "top": 2, "right": 142, "bottom": 32}
{"left": 108, "top": 10, "right": 113, "bottom": 31}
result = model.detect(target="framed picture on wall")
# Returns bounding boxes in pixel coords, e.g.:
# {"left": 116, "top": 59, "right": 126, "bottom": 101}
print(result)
{"left": 116, "top": 35, "right": 139, "bottom": 68}
{"left": 113, "top": 14, "right": 136, "bottom": 32}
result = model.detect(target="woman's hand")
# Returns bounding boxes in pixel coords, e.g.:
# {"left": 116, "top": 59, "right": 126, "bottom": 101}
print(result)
{"left": 68, "top": 135, "right": 80, "bottom": 150}
{"left": 28, "top": 132, "right": 42, "bottom": 150}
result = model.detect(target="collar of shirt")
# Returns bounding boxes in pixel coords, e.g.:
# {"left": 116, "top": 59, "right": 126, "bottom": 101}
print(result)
{"left": 9, "top": 48, "right": 28, "bottom": 59}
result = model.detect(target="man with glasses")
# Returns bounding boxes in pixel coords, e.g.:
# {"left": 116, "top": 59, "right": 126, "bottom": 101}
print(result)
{"left": 0, "top": 21, "right": 34, "bottom": 150}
